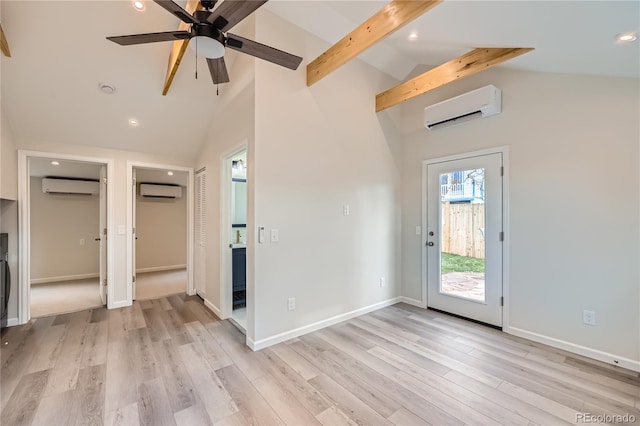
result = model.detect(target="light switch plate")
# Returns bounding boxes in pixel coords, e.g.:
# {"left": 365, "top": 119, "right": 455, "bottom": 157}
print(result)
{"left": 118, "top": 225, "right": 125, "bottom": 235}
{"left": 271, "top": 229, "right": 279, "bottom": 243}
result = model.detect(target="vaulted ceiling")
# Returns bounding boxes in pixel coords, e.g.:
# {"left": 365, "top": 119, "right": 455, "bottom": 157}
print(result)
{"left": 1, "top": 1, "right": 638, "bottom": 162}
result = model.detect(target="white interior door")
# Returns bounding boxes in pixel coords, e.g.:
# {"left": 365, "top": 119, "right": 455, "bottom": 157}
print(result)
{"left": 132, "top": 168, "right": 137, "bottom": 300}
{"left": 426, "top": 152, "right": 503, "bottom": 327}
{"left": 195, "top": 169, "right": 206, "bottom": 296}
{"left": 99, "top": 165, "right": 107, "bottom": 305}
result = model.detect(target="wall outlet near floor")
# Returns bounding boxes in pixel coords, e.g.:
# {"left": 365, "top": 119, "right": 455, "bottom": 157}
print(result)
{"left": 379, "top": 277, "right": 385, "bottom": 287}
{"left": 288, "top": 297, "right": 296, "bottom": 311}
{"left": 343, "top": 204, "right": 350, "bottom": 216}
{"left": 583, "top": 310, "right": 596, "bottom": 325}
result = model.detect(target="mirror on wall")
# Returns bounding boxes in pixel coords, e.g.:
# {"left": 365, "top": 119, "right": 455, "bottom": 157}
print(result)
{"left": 231, "top": 179, "right": 246, "bottom": 225}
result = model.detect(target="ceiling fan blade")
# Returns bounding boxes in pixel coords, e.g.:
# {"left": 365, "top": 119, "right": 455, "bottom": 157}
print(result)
{"left": 207, "top": 57, "right": 230, "bottom": 84}
{"left": 153, "top": 0, "right": 200, "bottom": 24}
{"left": 107, "top": 31, "right": 191, "bottom": 46}
{"left": 0, "top": 23, "right": 11, "bottom": 57}
{"left": 226, "top": 33, "right": 302, "bottom": 70}
{"left": 207, "top": 0, "right": 268, "bottom": 31}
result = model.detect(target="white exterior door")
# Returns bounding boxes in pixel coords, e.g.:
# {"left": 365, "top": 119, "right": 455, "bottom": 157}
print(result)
{"left": 425, "top": 152, "right": 503, "bottom": 327}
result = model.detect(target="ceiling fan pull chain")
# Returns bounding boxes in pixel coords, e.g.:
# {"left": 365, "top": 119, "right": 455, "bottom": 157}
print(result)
{"left": 216, "top": 60, "right": 219, "bottom": 96}
{"left": 195, "top": 37, "right": 198, "bottom": 79}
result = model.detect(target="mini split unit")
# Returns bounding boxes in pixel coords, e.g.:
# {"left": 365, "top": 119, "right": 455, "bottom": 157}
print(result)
{"left": 42, "top": 178, "right": 99, "bottom": 195}
{"left": 139, "top": 183, "right": 182, "bottom": 199}
{"left": 424, "top": 85, "right": 502, "bottom": 130}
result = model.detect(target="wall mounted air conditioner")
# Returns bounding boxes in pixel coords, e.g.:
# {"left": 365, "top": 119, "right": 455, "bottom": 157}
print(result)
{"left": 42, "top": 178, "right": 99, "bottom": 195}
{"left": 424, "top": 85, "right": 502, "bottom": 130}
{"left": 139, "top": 183, "right": 182, "bottom": 199}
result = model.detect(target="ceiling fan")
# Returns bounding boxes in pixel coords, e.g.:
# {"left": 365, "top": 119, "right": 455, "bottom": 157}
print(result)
{"left": 107, "top": 0, "right": 302, "bottom": 85}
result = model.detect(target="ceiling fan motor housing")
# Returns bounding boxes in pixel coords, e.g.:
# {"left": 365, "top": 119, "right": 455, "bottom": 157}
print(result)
{"left": 200, "top": 0, "right": 217, "bottom": 10}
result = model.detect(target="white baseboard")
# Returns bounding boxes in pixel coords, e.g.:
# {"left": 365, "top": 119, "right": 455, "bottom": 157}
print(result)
{"left": 505, "top": 326, "right": 640, "bottom": 373}
{"left": 399, "top": 296, "right": 426, "bottom": 308}
{"left": 203, "top": 298, "right": 223, "bottom": 319}
{"left": 248, "top": 297, "right": 403, "bottom": 351}
{"left": 31, "top": 273, "right": 99, "bottom": 284}
{"left": 109, "top": 300, "right": 132, "bottom": 309}
{"left": 136, "top": 264, "right": 186, "bottom": 274}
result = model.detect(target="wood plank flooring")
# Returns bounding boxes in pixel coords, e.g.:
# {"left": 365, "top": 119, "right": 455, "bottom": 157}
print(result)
{"left": 1, "top": 296, "right": 639, "bottom": 425}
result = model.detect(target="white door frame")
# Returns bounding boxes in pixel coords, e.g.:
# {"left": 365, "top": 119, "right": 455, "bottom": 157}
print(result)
{"left": 126, "top": 161, "right": 195, "bottom": 303}
{"left": 421, "top": 146, "right": 511, "bottom": 328}
{"left": 220, "top": 143, "right": 248, "bottom": 321}
{"left": 17, "top": 150, "right": 116, "bottom": 324}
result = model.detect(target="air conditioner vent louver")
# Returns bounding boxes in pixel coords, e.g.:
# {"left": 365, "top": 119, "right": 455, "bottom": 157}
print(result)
{"left": 42, "top": 178, "right": 100, "bottom": 195}
{"left": 139, "top": 183, "right": 182, "bottom": 199}
{"left": 424, "top": 85, "right": 502, "bottom": 130}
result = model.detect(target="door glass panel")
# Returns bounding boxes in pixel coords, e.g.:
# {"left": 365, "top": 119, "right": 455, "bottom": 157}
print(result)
{"left": 439, "top": 168, "right": 486, "bottom": 302}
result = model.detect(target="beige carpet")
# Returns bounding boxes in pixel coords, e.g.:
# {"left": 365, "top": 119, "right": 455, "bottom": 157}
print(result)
{"left": 30, "top": 269, "right": 188, "bottom": 317}
{"left": 31, "top": 278, "right": 103, "bottom": 318}
{"left": 135, "top": 268, "right": 187, "bottom": 301}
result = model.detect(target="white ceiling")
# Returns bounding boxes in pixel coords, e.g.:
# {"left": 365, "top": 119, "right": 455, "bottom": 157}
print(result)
{"left": 2, "top": 1, "right": 638, "bottom": 161}
{"left": 30, "top": 157, "right": 102, "bottom": 180}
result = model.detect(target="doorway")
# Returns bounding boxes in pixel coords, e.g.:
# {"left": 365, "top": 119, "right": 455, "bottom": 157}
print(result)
{"left": 126, "top": 162, "right": 194, "bottom": 304}
{"left": 131, "top": 166, "right": 191, "bottom": 301}
{"left": 424, "top": 151, "right": 504, "bottom": 327}
{"left": 227, "top": 149, "right": 247, "bottom": 330}
{"left": 17, "top": 151, "right": 114, "bottom": 323}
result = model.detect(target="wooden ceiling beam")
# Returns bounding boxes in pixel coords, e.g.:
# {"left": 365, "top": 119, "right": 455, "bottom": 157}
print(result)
{"left": 161, "top": 0, "right": 202, "bottom": 96}
{"left": 375, "top": 47, "right": 534, "bottom": 112}
{"left": 306, "top": 0, "right": 442, "bottom": 87}
{"left": 0, "top": 24, "right": 11, "bottom": 57}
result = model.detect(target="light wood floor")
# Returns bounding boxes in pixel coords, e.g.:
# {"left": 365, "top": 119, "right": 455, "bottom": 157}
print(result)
{"left": 1, "top": 296, "right": 638, "bottom": 426}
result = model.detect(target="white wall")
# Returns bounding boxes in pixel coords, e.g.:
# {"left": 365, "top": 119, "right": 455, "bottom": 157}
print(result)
{"left": 135, "top": 191, "right": 187, "bottom": 271}
{"left": 1, "top": 111, "right": 18, "bottom": 200}
{"left": 399, "top": 67, "right": 639, "bottom": 365}
{"left": 250, "top": 10, "right": 404, "bottom": 344}
{"left": 30, "top": 176, "right": 100, "bottom": 281}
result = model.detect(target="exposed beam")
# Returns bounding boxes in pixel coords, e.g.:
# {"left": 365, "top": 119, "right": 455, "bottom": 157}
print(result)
{"left": 306, "top": 0, "right": 442, "bottom": 86}
{"left": 375, "top": 47, "right": 534, "bottom": 112}
{"left": 162, "top": 0, "right": 202, "bottom": 96}
{"left": 0, "top": 24, "right": 11, "bottom": 57}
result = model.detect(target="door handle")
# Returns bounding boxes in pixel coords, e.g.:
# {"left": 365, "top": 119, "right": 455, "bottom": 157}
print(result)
{"left": 94, "top": 237, "right": 101, "bottom": 241}
{"left": 426, "top": 241, "right": 434, "bottom": 246}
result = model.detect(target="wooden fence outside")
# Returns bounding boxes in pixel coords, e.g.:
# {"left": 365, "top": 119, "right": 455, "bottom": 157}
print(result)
{"left": 441, "top": 202, "right": 485, "bottom": 259}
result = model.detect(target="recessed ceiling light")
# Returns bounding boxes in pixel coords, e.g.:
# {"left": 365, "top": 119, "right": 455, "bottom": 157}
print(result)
{"left": 408, "top": 31, "right": 419, "bottom": 41}
{"left": 128, "top": 118, "right": 139, "bottom": 126}
{"left": 167, "top": 171, "right": 174, "bottom": 176}
{"left": 98, "top": 82, "right": 116, "bottom": 94}
{"left": 616, "top": 32, "right": 637, "bottom": 43}
{"left": 132, "top": 1, "right": 145, "bottom": 11}
{"left": 51, "top": 160, "right": 60, "bottom": 166}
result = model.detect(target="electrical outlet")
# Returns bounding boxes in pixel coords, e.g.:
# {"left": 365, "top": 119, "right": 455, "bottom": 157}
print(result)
{"left": 343, "top": 204, "right": 350, "bottom": 216}
{"left": 583, "top": 310, "right": 596, "bottom": 326}
{"left": 288, "top": 297, "right": 296, "bottom": 311}
{"left": 415, "top": 226, "right": 421, "bottom": 235}
{"left": 379, "top": 277, "right": 385, "bottom": 287}
{"left": 79, "top": 238, "right": 85, "bottom": 246}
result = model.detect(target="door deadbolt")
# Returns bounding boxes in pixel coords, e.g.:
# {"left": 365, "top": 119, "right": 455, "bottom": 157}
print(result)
{"left": 428, "top": 231, "right": 434, "bottom": 236}
{"left": 427, "top": 241, "right": 434, "bottom": 246}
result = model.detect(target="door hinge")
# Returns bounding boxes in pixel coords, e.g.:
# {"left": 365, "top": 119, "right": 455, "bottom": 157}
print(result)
{"left": 103, "top": 177, "right": 108, "bottom": 185}
{"left": 132, "top": 276, "right": 136, "bottom": 283}
{"left": 103, "top": 278, "right": 107, "bottom": 286}
{"left": 500, "top": 166, "right": 504, "bottom": 177}
{"left": 103, "top": 227, "right": 107, "bottom": 236}
{"left": 133, "top": 227, "right": 136, "bottom": 234}
{"left": 499, "top": 231, "right": 504, "bottom": 241}
{"left": 500, "top": 296, "right": 504, "bottom": 306}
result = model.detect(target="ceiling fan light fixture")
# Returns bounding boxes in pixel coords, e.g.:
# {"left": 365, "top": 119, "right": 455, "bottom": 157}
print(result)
{"left": 190, "top": 36, "right": 225, "bottom": 59}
